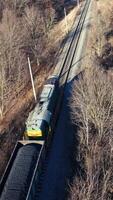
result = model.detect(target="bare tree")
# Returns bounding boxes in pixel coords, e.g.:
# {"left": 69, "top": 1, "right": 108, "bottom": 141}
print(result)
{"left": 23, "top": 6, "right": 45, "bottom": 65}
{"left": 69, "top": 67, "right": 113, "bottom": 200}
{"left": 0, "top": 9, "right": 28, "bottom": 115}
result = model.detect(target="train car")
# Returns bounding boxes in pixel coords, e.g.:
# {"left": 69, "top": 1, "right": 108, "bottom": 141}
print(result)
{"left": 0, "top": 141, "right": 43, "bottom": 200}
{"left": 25, "top": 75, "right": 59, "bottom": 140}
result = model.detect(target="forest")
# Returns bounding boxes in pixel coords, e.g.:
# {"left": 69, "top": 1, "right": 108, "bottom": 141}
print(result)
{"left": 0, "top": 0, "right": 65, "bottom": 117}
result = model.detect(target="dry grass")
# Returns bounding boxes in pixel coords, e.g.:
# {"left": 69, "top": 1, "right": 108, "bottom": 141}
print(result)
{"left": 48, "top": 6, "right": 80, "bottom": 48}
{"left": 80, "top": 0, "right": 113, "bottom": 71}
{"left": 96, "top": 0, "right": 113, "bottom": 45}
{"left": 97, "top": 0, "right": 113, "bottom": 25}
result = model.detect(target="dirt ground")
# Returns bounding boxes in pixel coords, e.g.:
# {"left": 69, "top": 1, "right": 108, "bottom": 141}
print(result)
{"left": 80, "top": 0, "right": 113, "bottom": 71}
{"left": 95, "top": 0, "right": 113, "bottom": 72}
{"left": 0, "top": 3, "right": 82, "bottom": 178}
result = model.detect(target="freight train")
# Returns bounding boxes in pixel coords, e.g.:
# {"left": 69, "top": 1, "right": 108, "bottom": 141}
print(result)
{"left": 0, "top": 75, "right": 59, "bottom": 200}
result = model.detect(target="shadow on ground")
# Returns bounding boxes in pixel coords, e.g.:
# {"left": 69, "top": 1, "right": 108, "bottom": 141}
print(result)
{"left": 38, "top": 72, "right": 84, "bottom": 200}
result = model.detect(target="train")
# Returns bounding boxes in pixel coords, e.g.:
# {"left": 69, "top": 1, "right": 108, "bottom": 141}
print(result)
{"left": 25, "top": 75, "right": 59, "bottom": 140}
{"left": 0, "top": 74, "right": 59, "bottom": 200}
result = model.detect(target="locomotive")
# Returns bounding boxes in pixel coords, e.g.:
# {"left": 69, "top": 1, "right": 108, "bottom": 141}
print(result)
{"left": 24, "top": 75, "right": 59, "bottom": 140}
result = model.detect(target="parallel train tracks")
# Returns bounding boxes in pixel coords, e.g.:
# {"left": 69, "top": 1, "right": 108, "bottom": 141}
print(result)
{"left": 59, "top": 0, "right": 91, "bottom": 85}
{"left": 0, "top": 0, "right": 91, "bottom": 199}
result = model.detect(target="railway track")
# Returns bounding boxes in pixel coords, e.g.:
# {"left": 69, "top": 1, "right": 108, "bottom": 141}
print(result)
{"left": 0, "top": 1, "right": 91, "bottom": 199}
{"left": 59, "top": 0, "right": 91, "bottom": 85}
{"left": 26, "top": 0, "right": 92, "bottom": 199}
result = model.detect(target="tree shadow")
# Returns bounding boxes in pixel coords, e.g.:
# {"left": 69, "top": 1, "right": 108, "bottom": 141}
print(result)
{"left": 52, "top": 0, "right": 79, "bottom": 22}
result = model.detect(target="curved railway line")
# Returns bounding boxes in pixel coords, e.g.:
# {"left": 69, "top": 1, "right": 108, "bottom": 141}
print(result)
{"left": 0, "top": 0, "right": 91, "bottom": 199}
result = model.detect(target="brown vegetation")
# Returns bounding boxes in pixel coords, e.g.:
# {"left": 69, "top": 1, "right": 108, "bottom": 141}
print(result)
{"left": 96, "top": 0, "right": 113, "bottom": 71}
{"left": 0, "top": 1, "right": 54, "bottom": 117}
{"left": 69, "top": 67, "right": 113, "bottom": 200}
{"left": 69, "top": 0, "right": 113, "bottom": 199}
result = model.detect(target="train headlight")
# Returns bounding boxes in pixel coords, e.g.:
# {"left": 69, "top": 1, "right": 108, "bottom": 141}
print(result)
{"left": 27, "top": 130, "right": 42, "bottom": 137}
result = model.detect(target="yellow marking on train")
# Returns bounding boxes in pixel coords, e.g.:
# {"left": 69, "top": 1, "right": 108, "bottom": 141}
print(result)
{"left": 27, "top": 130, "right": 42, "bottom": 137}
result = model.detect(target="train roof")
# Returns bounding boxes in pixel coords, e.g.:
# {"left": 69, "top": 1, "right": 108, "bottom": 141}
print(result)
{"left": 26, "top": 85, "right": 54, "bottom": 128}
{"left": 40, "top": 84, "right": 54, "bottom": 102}
{"left": 26, "top": 75, "right": 58, "bottom": 129}
{"left": 45, "top": 75, "right": 59, "bottom": 85}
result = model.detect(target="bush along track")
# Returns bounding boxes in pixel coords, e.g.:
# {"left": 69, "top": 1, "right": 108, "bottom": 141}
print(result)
{"left": 69, "top": 67, "right": 113, "bottom": 200}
